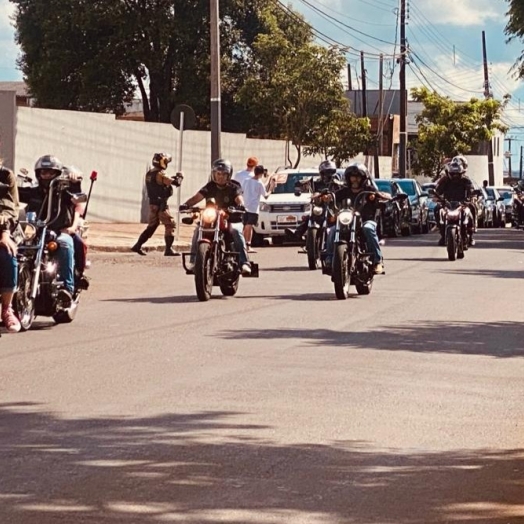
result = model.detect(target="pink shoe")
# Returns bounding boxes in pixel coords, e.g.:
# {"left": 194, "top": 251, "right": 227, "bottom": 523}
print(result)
{"left": 2, "top": 307, "right": 21, "bottom": 333}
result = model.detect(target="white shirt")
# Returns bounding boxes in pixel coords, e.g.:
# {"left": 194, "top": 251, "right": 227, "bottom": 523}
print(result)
{"left": 233, "top": 169, "right": 253, "bottom": 186}
{"left": 242, "top": 177, "right": 267, "bottom": 213}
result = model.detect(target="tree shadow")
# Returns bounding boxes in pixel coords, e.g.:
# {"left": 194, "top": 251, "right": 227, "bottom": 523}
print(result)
{"left": 103, "top": 295, "right": 202, "bottom": 305}
{"left": 1, "top": 402, "right": 523, "bottom": 523}
{"left": 219, "top": 321, "right": 523, "bottom": 358}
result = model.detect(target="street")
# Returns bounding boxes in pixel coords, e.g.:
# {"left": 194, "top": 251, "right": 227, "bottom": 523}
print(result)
{"left": 1, "top": 228, "right": 523, "bottom": 524}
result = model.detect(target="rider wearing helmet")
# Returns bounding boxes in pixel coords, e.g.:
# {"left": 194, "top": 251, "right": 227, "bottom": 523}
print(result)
{"left": 18, "top": 155, "right": 84, "bottom": 305}
{"left": 325, "top": 163, "right": 390, "bottom": 275}
{"left": 132, "top": 153, "right": 184, "bottom": 256}
{"left": 287, "top": 160, "right": 342, "bottom": 242}
{"left": 180, "top": 159, "right": 251, "bottom": 275}
{"left": 434, "top": 156, "right": 475, "bottom": 246}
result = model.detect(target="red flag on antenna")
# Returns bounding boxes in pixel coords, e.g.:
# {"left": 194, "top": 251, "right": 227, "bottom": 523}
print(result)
{"left": 90, "top": 171, "right": 98, "bottom": 181}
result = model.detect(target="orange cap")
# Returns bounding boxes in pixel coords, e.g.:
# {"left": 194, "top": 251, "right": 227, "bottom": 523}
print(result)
{"left": 247, "top": 156, "right": 258, "bottom": 167}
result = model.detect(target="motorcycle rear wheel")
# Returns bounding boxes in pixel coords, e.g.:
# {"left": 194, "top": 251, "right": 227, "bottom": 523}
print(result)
{"left": 13, "top": 262, "right": 36, "bottom": 331}
{"left": 53, "top": 298, "right": 79, "bottom": 324}
{"left": 306, "top": 228, "right": 320, "bottom": 270}
{"left": 195, "top": 243, "right": 214, "bottom": 301}
{"left": 333, "top": 244, "right": 350, "bottom": 300}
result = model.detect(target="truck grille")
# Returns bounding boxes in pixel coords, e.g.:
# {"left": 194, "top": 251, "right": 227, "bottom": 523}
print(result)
{"left": 270, "top": 203, "right": 305, "bottom": 213}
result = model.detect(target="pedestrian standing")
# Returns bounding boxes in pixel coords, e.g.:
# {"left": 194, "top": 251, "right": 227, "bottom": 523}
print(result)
{"left": 233, "top": 156, "right": 258, "bottom": 187}
{"left": 242, "top": 165, "right": 275, "bottom": 252}
{"left": 132, "top": 153, "right": 183, "bottom": 256}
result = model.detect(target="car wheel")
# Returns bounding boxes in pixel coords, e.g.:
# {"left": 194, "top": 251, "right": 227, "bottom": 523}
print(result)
{"left": 272, "top": 236, "right": 284, "bottom": 246}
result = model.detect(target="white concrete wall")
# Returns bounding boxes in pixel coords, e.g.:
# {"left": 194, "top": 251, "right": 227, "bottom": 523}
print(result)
{"left": 13, "top": 106, "right": 324, "bottom": 222}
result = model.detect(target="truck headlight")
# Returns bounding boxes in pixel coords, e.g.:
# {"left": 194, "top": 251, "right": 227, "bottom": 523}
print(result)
{"left": 260, "top": 203, "right": 271, "bottom": 212}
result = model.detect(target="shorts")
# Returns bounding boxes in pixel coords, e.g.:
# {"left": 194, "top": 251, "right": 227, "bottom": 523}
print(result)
{"left": 243, "top": 212, "right": 259, "bottom": 226}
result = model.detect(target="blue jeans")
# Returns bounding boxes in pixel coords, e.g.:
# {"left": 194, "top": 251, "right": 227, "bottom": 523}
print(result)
{"left": 325, "top": 220, "right": 382, "bottom": 265}
{"left": 0, "top": 246, "right": 18, "bottom": 293}
{"left": 56, "top": 233, "right": 75, "bottom": 293}
{"left": 190, "top": 223, "right": 249, "bottom": 266}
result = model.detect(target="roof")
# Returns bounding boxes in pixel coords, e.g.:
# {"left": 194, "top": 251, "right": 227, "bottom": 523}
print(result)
{"left": 0, "top": 81, "right": 30, "bottom": 97}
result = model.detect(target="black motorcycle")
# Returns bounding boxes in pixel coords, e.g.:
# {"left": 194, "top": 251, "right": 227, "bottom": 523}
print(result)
{"left": 181, "top": 201, "right": 259, "bottom": 301}
{"left": 13, "top": 174, "right": 90, "bottom": 330}
{"left": 326, "top": 191, "right": 384, "bottom": 300}
{"left": 434, "top": 196, "right": 470, "bottom": 261}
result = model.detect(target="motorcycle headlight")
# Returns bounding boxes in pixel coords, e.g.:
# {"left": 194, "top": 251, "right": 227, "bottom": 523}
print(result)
{"left": 312, "top": 206, "right": 323, "bottom": 216}
{"left": 202, "top": 207, "right": 218, "bottom": 224}
{"left": 447, "top": 210, "right": 460, "bottom": 219}
{"left": 338, "top": 211, "right": 353, "bottom": 226}
{"left": 260, "top": 203, "right": 271, "bottom": 212}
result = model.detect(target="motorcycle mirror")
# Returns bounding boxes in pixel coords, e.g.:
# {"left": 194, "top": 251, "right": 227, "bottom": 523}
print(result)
{"left": 20, "top": 168, "right": 29, "bottom": 175}
{"left": 294, "top": 189, "right": 302, "bottom": 197}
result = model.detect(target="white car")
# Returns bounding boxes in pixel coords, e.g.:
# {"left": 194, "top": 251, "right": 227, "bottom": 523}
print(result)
{"left": 253, "top": 168, "right": 318, "bottom": 245}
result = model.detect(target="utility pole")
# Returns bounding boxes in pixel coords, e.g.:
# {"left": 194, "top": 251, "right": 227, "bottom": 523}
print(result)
{"left": 399, "top": 0, "right": 407, "bottom": 178}
{"left": 347, "top": 63, "right": 352, "bottom": 91}
{"left": 210, "top": 0, "right": 221, "bottom": 163}
{"left": 519, "top": 146, "right": 524, "bottom": 180}
{"left": 482, "top": 30, "right": 495, "bottom": 186}
{"left": 374, "top": 54, "right": 384, "bottom": 178}
{"left": 506, "top": 137, "right": 513, "bottom": 178}
{"left": 360, "top": 51, "right": 367, "bottom": 119}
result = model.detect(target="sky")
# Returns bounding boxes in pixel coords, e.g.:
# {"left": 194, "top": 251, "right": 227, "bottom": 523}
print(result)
{"left": 1, "top": 0, "right": 524, "bottom": 147}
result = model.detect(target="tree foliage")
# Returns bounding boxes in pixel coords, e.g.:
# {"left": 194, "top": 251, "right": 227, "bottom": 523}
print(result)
{"left": 504, "top": 0, "right": 524, "bottom": 78}
{"left": 10, "top": 0, "right": 315, "bottom": 129}
{"left": 237, "top": 22, "right": 357, "bottom": 167}
{"left": 410, "top": 87, "right": 508, "bottom": 179}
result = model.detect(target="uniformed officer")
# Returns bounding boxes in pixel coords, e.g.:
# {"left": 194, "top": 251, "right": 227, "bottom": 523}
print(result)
{"left": 132, "top": 153, "right": 183, "bottom": 256}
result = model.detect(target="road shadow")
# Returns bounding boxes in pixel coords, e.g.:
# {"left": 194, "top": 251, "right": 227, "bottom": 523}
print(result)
{"left": 103, "top": 295, "right": 199, "bottom": 305}
{"left": 0, "top": 402, "right": 523, "bottom": 524}
{"left": 439, "top": 269, "right": 524, "bottom": 280}
{"left": 219, "top": 321, "right": 523, "bottom": 358}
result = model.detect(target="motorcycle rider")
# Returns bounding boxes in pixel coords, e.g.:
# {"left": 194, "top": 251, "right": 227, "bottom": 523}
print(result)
{"left": 325, "top": 163, "right": 390, "bottom": 275}
{"left": 180, "top": 159, "right": 251, "bottom": 275}
{"left": 514, "top": 179, "right": 524, "bottom": 227}
{"left": 18, "top": 155, "right": 82, "bottom": 307}
{"left": 132, "top": 153, "right": 183, "bottom": 256}
{"left": 286, "top": 159, "right": 342, "bottom": 241}
{"left": 434, "top": 157, "right": 475, "bottom": 246}
{"left": 0, "top": 159, "right": 21, "bottom": 333}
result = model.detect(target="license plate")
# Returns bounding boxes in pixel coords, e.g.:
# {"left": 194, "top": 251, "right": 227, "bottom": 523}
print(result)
{"left": 277, "top": 215, "right": 298, "bottom": 223}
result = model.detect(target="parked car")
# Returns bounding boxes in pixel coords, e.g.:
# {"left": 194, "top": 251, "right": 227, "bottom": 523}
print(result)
{"left": 484, "top": 187, "right": 506, "bottom": 227}
{"left": 421, "top": 182, "right": 438, "bottom": 227}
{"left": 253, "top": 169, "right": 317, "bottom": 245}
{"left": 470, "top": 180, "right": 490, "bottom": 228}
{"left": 395, "top": 178, "right": 430, "bottom": 234}
{"left": 374, "top": 179, "right": 411, "bottom": 237}
{"left": 495, "top": 186, "right": 515, "bottom": 223}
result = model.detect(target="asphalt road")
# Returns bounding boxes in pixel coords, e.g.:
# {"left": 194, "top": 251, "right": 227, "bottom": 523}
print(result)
{"left": 1, "top": 229, "right": 524, "bottom": 524}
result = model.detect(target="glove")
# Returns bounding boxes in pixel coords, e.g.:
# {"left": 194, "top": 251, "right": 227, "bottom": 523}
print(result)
{"left": 171, "top": 173, "right": 183, "bottom": 187}
{"left": 179, "top": 203, "right": 189, "bottom": 212}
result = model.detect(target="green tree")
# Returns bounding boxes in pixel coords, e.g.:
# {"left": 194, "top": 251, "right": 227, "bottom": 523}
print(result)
{"left": 505, "top": 0, "right": 524, "bottom": 78}
{"left": 410, "top": 87, "right": 508, "bottom": 179}
{"left": 237, "top": 19, "right": 352, "bottom": 167}
{"left": 303, "top": 106, "right": 371, "bottom": 167}
{"left": 10, "top": 0, "right": 312, "bottom": 128}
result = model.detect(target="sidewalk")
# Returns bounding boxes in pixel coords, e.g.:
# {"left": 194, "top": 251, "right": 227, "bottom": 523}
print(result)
{"left": 85, "top": 223, "right": 193, "bottom": 253}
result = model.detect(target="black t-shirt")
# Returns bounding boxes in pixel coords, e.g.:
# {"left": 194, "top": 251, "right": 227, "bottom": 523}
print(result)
{"left": 198, "top": 181, "right": 242, "bottom": 210}
{"left": 334, "top": 180, "right": 379, "bottom": 222}
{"left": 435, "top": 175, "right": 473, "bottom": 202}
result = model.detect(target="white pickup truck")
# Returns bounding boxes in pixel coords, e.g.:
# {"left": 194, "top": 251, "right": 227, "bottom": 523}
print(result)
{"left": 253, "top": 168, "right": 319, "bottom": 245}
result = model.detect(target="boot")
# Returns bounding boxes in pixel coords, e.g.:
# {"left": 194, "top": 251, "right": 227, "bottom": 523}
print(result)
{"left": 131, "top": 226, "right": 156, "bottom": 255}
{"left": 164, "top": 235, "right": 177, "bottom": 256}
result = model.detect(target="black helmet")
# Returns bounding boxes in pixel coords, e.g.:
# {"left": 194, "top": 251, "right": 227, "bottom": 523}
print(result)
{"left": 319, "top": 160, "right": 337, "bottom": 183}
{"left": 211, "top": 158, "right": 233, "bottom": 183}
{"left": 152, "top": 153, "right": 172, "bottom": 170}
{"left": 34, "top": 155, "right": 63, "bottom": 185}
{"left": 344, "top": 163, "right": 369, "bottom": 188}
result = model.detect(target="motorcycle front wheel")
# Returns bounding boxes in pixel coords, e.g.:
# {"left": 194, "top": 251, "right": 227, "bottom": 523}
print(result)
{"left": 446, "top": 228, "right": 457, "bottom": 261}
{"left": 306, "top": 228, "right": 320, "bottom": 270}
{"left": 219, "top": 276, "right": 239, "bottom": 297}
{"left": 195, "top": 243, "right": 214, "bottom": 301}
{"left": 53, "top": 297, "right": 79, "bottom": 324}
{"left": 13, "top": 262, "right": 36, "bottom": 331}
{"left": 333, "top": 244, "right": 350, "bottom": 300}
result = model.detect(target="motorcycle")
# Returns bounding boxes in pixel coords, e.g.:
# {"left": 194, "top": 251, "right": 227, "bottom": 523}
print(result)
{"left": 181, "top": 200, "right": 259, "bottom": 301}
{"left": 13, "top": 173, "right": 91, "bottom": 330}
{"left": 512, "top": 187, "right": 524, "bottom": 228}
{"left": 434, "top": 196, "right": 470, "bottom": 261}
{"left": 325, "top": 191, "right": 385, "bottom": 300}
